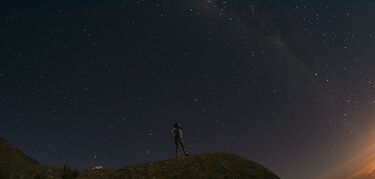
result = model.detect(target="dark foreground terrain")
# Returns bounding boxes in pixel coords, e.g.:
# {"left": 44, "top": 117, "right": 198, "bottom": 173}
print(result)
{"left": 0, "top": 137, "right": 279, "bottom": 179}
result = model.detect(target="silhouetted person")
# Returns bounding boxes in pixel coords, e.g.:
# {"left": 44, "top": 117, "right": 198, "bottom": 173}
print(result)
{"left": 170, "top": 122, "right": 190, "bottom": 158}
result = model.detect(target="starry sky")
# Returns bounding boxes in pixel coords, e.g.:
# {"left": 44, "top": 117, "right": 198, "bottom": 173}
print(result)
{"left": 1, "top": 0, "right": 375, "bottom": 178}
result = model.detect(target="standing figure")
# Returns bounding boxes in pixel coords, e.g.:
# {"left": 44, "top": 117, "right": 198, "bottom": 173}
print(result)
{"left": 170, "top": 122, "right": 190, "bottom": 158}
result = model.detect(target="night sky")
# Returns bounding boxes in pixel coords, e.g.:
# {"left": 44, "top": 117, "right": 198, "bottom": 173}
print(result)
{"left": 1, "top": 0, "right": 375, "bottom": 178}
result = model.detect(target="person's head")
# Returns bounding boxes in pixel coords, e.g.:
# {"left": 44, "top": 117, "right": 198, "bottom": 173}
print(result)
{"left": 174, "top": 122, "right": 181, "bottom": 128}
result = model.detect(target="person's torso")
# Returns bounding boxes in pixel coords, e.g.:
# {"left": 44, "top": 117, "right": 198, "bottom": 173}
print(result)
{"left": 173, "top": 127, "right": 182, "bottom": 138}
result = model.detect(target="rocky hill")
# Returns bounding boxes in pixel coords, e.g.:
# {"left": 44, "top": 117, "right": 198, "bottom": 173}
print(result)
{"left": 0, "top": 137, "right": 278, "bottom": 179}
{"left": 0, "top": 137, "right": 38, "bottom": 167}
{"left": 0, "top": 137, "right": 78, "bottom": 179}
{"left": 80, "top": 152, "right": 279, "bottom": 179}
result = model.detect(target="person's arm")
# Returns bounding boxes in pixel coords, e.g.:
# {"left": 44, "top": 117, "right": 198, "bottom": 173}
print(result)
{"left": 178, "top": 129, "right": 183, "bottom": 139}
{"left": 170, "top": 128, "right": 176, "bottom": 137}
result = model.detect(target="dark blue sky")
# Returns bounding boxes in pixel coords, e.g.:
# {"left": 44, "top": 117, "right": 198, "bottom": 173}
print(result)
{"left": 1, "top": 1, "right": 375, "bottom": 178}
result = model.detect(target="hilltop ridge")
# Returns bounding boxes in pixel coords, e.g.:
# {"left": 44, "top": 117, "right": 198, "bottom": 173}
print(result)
{"left": 80, "top": 152, "right": 280, "bottom": 179}
{"left": 0, "top": 137, "right": 279, "bottom": 178}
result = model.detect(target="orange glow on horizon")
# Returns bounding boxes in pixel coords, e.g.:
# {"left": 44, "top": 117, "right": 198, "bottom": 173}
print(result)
{"left": 317, "top": 126, "right": 375, "bottom": 179}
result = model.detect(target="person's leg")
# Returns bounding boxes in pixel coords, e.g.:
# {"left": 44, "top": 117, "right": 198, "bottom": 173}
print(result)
{"left": 175, "top": 137, "right": 180, "bottom": 158}
{"left": 179, "top": 138, "right": 189, "bottom": 156}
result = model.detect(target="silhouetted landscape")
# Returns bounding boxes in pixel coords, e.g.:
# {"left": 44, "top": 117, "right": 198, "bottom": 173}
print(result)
{"left": 0, "top": 137, "right": 279, "bottom": 178}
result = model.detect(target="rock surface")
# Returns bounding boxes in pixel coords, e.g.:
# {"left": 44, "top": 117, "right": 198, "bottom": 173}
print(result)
{"left": 0, "top": 137, "right": 279, "bottom": 179}
{"left": 80, "top": 152, "right": 280, "bottom": 179}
